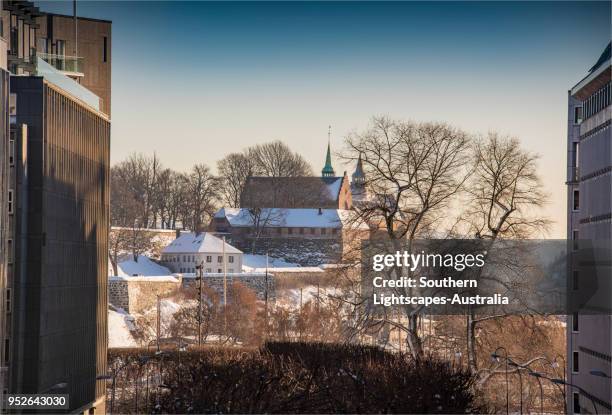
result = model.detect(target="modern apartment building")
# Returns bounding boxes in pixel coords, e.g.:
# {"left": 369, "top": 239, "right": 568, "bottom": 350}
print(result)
{"left": 566, "top": 42, "right": 611, "bottom": 414}
{"left": 36, "top": 12, "right": 111, "bottom": 116}
{"left": 0, "top": 34, "right": 9, "bottom": 399}
{"left": 0, "top": 1, "right": 111, "bottom": 413}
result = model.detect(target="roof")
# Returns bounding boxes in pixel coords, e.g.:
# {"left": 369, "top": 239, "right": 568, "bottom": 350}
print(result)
{"left": 571, "top": 42, "right": 611, "bottom": 97}
{"left": 215, "top": 207, "right": 369, "bottom": 230}
{"left": 162, "top": 232, "right": 242, "bottom": 254}
{"left": 322, "top": 142, "right": 335, "bottom": 176}
{"left": 588, "top": 42, "right": 611, "bottom": 74}
{"left": 241, "top": 176, "right": 345, "bottom": 206}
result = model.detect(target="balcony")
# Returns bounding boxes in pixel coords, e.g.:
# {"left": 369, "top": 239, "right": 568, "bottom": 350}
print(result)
{"left": 37, "top": 53, "right": 84, "bottom": 77}
{"left": 35, "top": 57, "right": 101, "bottom": 112}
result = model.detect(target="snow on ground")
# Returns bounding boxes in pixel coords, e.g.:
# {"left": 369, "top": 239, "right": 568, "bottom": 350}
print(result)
{"left": 276, "top": 285, "right": 342, "bottom": 310}
{"left": 108, "top": 307, "right": 138, "bottom": 348}
{"left": 242, "top": 254, "right": 300, "bottom": 272}
{"left": 114, "top": 255, "right": 171, "bottom": 277}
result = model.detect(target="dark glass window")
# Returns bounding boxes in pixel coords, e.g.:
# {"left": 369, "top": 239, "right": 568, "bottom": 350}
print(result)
{"left": 572, "top": 351, "right": 579, "bottom": 373}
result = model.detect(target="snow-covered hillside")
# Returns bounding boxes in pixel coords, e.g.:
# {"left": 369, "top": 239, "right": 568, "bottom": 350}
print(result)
{"left": 113, "top": 255, "right": 171, "bottom": 277}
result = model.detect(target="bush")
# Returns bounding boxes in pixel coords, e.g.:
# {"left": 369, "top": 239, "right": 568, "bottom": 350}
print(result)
{"left": 108, "top": 342, "right": 483, "bottom": 413}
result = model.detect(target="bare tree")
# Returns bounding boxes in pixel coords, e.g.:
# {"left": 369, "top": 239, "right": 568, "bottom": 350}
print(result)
{"left": 463, "top": 133, "right": 549, "bottom": 375}
{"left": 108, "top": 225, "right": 160, "bottom": 273}
{"left": 111, "top": 153, "right": 160, "bottom": 228}
{"left": 341, "top": 117, "right": 472, "bottom": 360}
{"left": 184, "top": 164, "right": 220, "bottom": 232}
{"left": 218, "top": 152, "right": 257, "bottom": 207}
{"left": 249, "top": 140, "right": 312, "bottom": 177}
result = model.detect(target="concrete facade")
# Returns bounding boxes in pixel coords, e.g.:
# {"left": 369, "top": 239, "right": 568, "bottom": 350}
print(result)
{"left": 566, "top": 43, "right": 611, "bottom": 414}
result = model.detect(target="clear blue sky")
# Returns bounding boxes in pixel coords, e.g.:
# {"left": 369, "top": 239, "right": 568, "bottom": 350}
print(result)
{"left": 37, "top": 1, "right": 611, "bottom": 237}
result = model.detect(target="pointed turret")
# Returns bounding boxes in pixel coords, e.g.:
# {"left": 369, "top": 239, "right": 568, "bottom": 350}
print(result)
{"left": 352, "top": 153, "right": 365, "bottom": 186}
{"left": 321, "top": 126, "right": 335, "bottom": 177}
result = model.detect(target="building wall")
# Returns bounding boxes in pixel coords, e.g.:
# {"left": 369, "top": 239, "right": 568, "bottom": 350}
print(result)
{"left": 182, "top": 273, "right": 275, "bottom": 302}
{"left": 567, "top": 67, "right": 611, "bottom": 413}
{"left": 37, "top": 14, "right": 112, "bottom": 116}
{"left": 9, "top": 77, "right": 110, "bottom": 413}
{"left": 0, "top": 67, "right": 9, "bottom": 400}
{"left": 161, "top": 252, "right": 243, "bottom": 275}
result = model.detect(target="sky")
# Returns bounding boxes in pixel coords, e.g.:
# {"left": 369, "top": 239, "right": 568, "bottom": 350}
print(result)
{"left": 37, "top": 1, "right": 611, "bottom": 238}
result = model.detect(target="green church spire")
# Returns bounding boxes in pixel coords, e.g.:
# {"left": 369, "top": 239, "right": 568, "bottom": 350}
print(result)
{"left": 322, "top": 125, "right": 335, "bottom": 177}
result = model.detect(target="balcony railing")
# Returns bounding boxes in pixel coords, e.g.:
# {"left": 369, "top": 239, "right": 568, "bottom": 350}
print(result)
{"left": 37, "top": 53, "right": 84, "bottom": 75}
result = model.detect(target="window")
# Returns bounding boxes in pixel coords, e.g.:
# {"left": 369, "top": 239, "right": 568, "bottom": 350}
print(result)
{"left": 56, "top": 39, "right": 65, "bottom": 56}
{"left": 573, "top": 392, "right": 581, "bottom": 414}
{"left": 300, "top": 228, "right": 305, "bottom": 234}
{"left": 572, "top": 313, "right": 579, "bottom": 332}
{"left": 573, "top": 190, "right": 580, "bottom": 211}
{"left": 3, "top": 338, "right": 8, "bottom": 365}
{"left": 228, "top": 256, "right": 234, "bottom": 263}
{"left": 288, "top": 228, "right": 293, "bottom": 235}
{"left": 206, "top": 268, "right": 211, "bottom": 273}
{"left": 572, "top": 351, "right": 579, "bottom": 373}
{"left": 8, "top": 189, "right": 13, "bottom": 215}
{"left": 574, "top": 107, "right": 583, "bottom": 124}
{"left": 7, "top": 239, "right": 12, "bottom": 264}
{"left": 321, "top": 228, "right": 326, "bottom": 235}
{"left": 218, "top": 256, "right": 223, "bottom": 263}
{"left": 206, "top": 256, "right": 212, "bottom": 263}
{"left": 37, "top": 37, "right": 48, "bottom": 54}
{"left": 310, "top": 228, "right": 315, "bottom": 235}
{"left": 9, "top": 132, "right": 14, "bottom": 167}
{"left": 103, "top": 36, "right": 108, "bottom": 62}
{"left": 6, "top": 288, "right": 11, "bottom": 313}
{"left": 217, "top": 268, "right": 222, "bottom": 273}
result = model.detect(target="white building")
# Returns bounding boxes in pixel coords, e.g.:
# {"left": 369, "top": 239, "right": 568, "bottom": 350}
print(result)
{"left": 160, "top": 232, "right": 243, "bottom": 274}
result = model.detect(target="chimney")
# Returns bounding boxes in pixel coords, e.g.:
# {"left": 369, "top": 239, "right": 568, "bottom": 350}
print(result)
{"left": 175, "top": 228, "right": 181, "bottom": 240}
{"left": 318, "top": 208, "right": 323, "bottom": 215}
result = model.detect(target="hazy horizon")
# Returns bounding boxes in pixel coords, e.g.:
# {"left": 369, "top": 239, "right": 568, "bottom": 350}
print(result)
{"left": 37, "top": 1, "right": 612, "bottom": 238}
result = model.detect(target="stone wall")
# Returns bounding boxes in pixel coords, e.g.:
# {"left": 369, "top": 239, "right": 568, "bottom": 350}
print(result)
{"left": 182, "top": 273, "right": 276, "bottom": 302}
{"left": 109, "top": 276, "right": 182, "bottom": 314}
{"left": 229, "top": 236, "right": 343, "bottom": 266}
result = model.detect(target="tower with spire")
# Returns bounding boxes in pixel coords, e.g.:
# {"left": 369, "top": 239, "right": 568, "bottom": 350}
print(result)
{"left": 321, "top": 125, "right": 336, "bottom": 178}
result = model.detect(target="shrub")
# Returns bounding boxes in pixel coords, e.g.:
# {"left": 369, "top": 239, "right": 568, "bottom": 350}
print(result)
{"left": 108, "top": 342, "right": 483, "bottom": 413}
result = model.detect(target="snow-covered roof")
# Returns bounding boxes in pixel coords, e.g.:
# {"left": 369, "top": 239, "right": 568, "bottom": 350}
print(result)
{"left": 109, "top": 275, "right": 179, "bottom": 283}
{"left": 162, "top": 232, "right": 242, "bottom": 254}
{"left": 215, "top": 208, "right": 369, "bottom": 230}
{"left": 322, "top": 177, "right": 343, "bottom": 199}
{"left": 113, "top": 255, "right": 171, "bottom": 277}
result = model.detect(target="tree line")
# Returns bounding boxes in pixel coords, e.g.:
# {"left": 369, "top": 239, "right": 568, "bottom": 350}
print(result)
{"left": 110, "top": 140, "right": 311, "bottom": 230}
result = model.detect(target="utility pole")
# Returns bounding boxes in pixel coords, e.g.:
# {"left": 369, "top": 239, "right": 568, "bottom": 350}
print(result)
{"left": 265, "top": 252, "right": 269, "bottom": 336}
{"left": 222, "top": 237, "right": 227, "bottom": 337}
{"left": 156, "top": 295, "right": 160, "bottom": 353}
{"left": 198, "top": 263, "right": 203, "bottom": 345}
{"left": 73, "top": 0, "right": 78, "bottom": 58}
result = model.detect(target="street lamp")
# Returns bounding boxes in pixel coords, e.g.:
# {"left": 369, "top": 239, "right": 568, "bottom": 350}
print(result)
{"left": 491, "top": 347, "right": 510, "bottom": 415}
{"left": 507, "top": 360, "right": 524, "bottom": 414}
{"left": 527, "top": 371, "right": 545, "bottom": 415}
